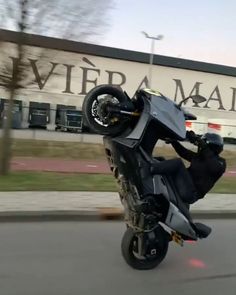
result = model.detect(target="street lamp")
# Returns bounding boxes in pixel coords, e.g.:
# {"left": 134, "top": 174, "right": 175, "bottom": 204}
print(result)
{"left": 141, "top": 31, "right": 164, "bottom": 89}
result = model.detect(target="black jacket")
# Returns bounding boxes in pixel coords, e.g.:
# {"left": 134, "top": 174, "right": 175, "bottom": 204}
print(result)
{"left": 171, "top": 141, "right": 226, "bottom": 198}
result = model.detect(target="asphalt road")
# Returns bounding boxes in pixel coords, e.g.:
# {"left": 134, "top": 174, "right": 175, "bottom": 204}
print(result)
{"left": 0, "top": 220, "right": 235, "bottom": 295}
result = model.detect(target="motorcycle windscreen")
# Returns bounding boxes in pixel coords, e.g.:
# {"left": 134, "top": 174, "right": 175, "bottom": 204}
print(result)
{"left": 149, "top": 94, "right": 186, "bottom": 140}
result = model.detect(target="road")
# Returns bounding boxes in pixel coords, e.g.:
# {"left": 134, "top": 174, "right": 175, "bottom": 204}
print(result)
{"left": 0, "top": 220, "right": 235, "bottom": 295}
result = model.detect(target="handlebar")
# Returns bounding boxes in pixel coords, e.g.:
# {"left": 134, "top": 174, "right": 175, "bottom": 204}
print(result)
{"left": 165, "top": 132, "right": 205, "bottom": 148}
{"left": 186, "top": 131, "right": 206, "bottom": 148}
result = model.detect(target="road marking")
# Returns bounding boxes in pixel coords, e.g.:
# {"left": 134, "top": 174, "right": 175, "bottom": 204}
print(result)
{"left": 86, "top": 165, "right": 98, "bottom": 168}
{"left": 12, "top": 162, "right": 26, "bottom": 166}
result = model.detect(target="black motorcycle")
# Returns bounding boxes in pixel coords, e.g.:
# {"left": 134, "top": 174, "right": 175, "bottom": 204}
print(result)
{"left": 82, "top": 85, "right": 212, "bottom": 270}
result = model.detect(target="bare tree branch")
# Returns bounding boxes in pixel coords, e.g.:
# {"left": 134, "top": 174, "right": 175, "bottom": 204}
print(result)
{"left": 0, "top": 0, "right": 114, "bottom": 174}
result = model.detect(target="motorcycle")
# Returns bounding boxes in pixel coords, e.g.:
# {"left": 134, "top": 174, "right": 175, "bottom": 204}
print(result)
{"left": 82, "top": 84, "right": 212, "bottom": 270}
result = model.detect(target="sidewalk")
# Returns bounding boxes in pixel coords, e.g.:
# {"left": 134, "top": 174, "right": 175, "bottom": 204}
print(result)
{"left": 0, "top": 191, "right": 235, "bottom": 221}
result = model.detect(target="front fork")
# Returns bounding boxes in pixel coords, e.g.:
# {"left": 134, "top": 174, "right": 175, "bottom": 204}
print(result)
{"left": 106, "top": 104, "right": 140, "bottom": 118}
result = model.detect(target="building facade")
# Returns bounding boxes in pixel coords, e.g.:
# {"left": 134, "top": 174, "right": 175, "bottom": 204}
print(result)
{"left": 0, "top": 29, "right": 235, "bottom": 137}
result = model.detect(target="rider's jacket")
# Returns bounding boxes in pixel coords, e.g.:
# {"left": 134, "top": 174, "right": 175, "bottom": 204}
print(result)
{"left": 171, "top": 141, "right": 226, "bottom": 198}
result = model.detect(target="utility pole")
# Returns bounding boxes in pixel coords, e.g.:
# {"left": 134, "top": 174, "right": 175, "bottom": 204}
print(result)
{"left": 141, "top": 31, "right": 164, "bottom": 89}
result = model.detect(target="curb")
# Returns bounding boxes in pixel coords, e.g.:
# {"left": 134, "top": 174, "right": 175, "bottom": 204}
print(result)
{"left": 0, "top": 209, "right": 236, "bottom": 222}
{"left": 190, "top": 210, "right": 236, "bottom": 219}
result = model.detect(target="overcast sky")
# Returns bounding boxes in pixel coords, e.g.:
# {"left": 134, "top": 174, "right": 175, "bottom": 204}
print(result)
{"left": 99, "top": 0, "right": 236, "bottom": 67}
{"left": 2, "top": 0, "right": 236, "bottom": 67}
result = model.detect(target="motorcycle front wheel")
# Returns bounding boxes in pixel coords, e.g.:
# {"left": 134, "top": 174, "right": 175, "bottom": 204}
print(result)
{"left": 121, "top": 227, "right": 169, "bottom": 270}
{"left": 82, "top": 84, "right": 130, "bottom": 136}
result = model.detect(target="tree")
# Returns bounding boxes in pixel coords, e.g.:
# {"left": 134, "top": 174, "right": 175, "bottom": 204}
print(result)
{"left": 0, "top": 0, "right": 114, "bottom": 175}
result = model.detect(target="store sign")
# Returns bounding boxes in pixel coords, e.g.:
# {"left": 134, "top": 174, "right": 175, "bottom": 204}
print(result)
{"left": 5, "top": 56, "right": 236, "bottom": 112}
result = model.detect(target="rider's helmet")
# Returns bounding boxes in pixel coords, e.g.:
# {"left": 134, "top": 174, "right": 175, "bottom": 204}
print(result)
{"left": 201, "top": 133, "right": 224, "bottom": 154}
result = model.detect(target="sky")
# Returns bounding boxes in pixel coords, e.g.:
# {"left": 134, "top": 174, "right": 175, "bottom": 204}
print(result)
{"left": 99, "top": 0, "right": 236, "bottom": 67}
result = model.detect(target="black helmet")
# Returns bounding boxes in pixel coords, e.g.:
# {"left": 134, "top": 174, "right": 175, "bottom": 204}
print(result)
{"left": 201, "top": 133, "right": 224, "bottom": 154}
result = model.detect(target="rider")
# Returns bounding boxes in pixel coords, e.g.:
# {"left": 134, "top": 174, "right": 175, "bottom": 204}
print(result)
{"left": 151, "top": 131, "right": 226, "bottom": 204}
{"left": 168, "top": 131, "right": 226, "bottom": 204}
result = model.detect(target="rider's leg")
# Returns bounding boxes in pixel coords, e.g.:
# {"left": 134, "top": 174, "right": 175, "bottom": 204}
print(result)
{"left": 151, "top": 157, "right": 185, "bottom": 174}
{"left": 170, "top": 160, "right": 198, "bottom": 204}
{"left": 151, "top": 158, "right": 198, "bottom": 204}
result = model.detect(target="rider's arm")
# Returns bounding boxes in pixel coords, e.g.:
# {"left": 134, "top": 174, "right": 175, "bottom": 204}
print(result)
{"left": 171, "top": 141, "right": 196, "bottom": 162}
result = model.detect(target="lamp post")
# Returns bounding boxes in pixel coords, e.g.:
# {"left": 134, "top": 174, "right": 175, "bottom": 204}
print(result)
{"left": 141, "top": 31, "right": 164, "bottom": 89}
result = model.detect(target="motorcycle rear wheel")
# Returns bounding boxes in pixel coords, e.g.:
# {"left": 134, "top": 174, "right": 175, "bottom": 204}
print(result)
{"left": 82, "top": 84, "right": 130, "bottom": 136}
{"left": 121, "top": 227, "right": 169, "bottom": 270}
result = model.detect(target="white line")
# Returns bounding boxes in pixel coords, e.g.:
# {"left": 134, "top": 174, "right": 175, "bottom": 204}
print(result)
{"left": 86, "top": 165, "right": 98, "bottom": 168}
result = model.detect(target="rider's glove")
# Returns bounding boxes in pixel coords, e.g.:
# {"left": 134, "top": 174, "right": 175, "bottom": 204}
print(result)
{"left": 187, "top": 131, "right": 208, "bottom": 149}
{"left": 186, "top": 130, "right": 197, "bottom": 144}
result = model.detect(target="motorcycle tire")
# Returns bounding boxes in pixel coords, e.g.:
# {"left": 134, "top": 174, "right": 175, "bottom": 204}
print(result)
{"left": 82, "top": 84, "right": 130, "bottom": 136}
{"left": 121, "top": 227, "right": 169, "bottom": 270}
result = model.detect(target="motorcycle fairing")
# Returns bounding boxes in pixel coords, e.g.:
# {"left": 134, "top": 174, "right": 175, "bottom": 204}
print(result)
{"left": 149, "top": 93, "right": 186, "bottom": 139}
{"left": 127, "top": 89, "right": 186, "bottom": 141}
{"left": 153, "top": 173, "right": 197, "bottom": 239}
{"left": 165, "top": 203, "right": 197, "bottom": 240}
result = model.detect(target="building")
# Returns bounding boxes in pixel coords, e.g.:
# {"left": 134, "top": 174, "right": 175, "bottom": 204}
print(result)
{"left": 0, "top": 29, "right": 236, "bottom": 138}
